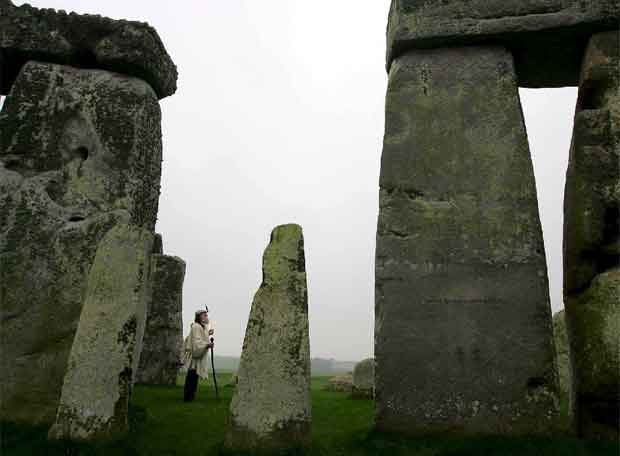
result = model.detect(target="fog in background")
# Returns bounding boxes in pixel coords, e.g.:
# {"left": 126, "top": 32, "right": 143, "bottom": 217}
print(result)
{"left": 11, "top": 1, "right": 577, "bottom": 361}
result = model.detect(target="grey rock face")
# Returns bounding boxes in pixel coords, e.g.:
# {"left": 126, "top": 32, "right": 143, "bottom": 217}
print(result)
{"left": 137, "top": 254, "right": 186, "bottom": 386}
{"left": 386, "top": 0, "right": 619, "bottom": 87}
{"left": 48, "top": 224, "right": 153, "bottom": 441}
{"left": 563, "top": 30, "right": 619, "bottom": 441}
{"left": 375, "top": 46, "right": 559, "bottom": 435}
{"left": 226, "top": 224, "right": 311, "bottom": 452}
{"left": 0, "top": 61, "right": 162, "bottom": 425}
{"left": 0, "top": 1, "right": 177, "bottom": 98}
{"left": 352, "top": 358, "right": 375, "bottom": 398}
{"left": 552, "top": 311, "right": 573, "bottom": 408}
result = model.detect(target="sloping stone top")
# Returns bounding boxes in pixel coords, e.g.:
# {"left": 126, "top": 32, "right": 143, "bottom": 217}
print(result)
{"left": 386, "top": 0, "right": 619, "bottom": 87}
{"left": 0, "top": 0, "right": 177, "bottom": 98}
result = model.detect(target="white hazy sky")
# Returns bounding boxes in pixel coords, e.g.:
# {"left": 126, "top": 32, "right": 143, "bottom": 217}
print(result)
{"left": 11, "top": 0, "right": 577, "bottom": 361}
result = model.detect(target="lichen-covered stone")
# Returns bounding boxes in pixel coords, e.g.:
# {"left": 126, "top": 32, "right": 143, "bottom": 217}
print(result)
{"left": 48, "top": 224, "right": 153, "bottom": 441}
{"left": 352, "top": 358, "right": 375, "bottom": 398}
{"left": 386, "top": 0, "right": 619, "bottom": 87}
{"left": 375, "top": 45, "right": 559, "bottom": 435}
{"left": 552, "top": 311, "right": 573, "bottom": 409}
{"left": 0, "top": 62, "right": 162, "bottom": 425}
{"left": 136, "top": 254, "right": 186, "bottom": 386}
{"left": 225, "top": 224, "right": 311, "bottom": 452}
{"left": 0, "top": 1, "right": 177, "bottom": 98}
{"left": 563, "top": 30, "right": 619, "bottom": 441}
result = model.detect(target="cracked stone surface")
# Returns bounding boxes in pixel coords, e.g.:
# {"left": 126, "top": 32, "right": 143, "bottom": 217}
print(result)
{"left": 226, "top": 224, "right": 311, "bottom": 452}
{"left": 0, "top": 0, "right": 177, "bottom": 98}
{"left": 564, "top": 30, "right": 619, "bottom": 441}
{"left": 375, "top": 45, "right": 559, "bottom": 435}
{"left": 0, "top": 61, "right": 162, "bottom": 425}
{"left": 386, "top": 0, "right": 619, "bottom": 87}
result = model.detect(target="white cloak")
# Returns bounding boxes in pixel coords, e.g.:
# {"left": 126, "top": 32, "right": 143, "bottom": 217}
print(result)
{"left": 182, "top": 321, "right": 213, "bottom": 379}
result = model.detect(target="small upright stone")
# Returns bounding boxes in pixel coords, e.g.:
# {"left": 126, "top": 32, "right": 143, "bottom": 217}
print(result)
{"left": 352, "top": 358, "right": 375, "bottom": 398}
{"left": 225, "top": 224, "right": 311, "bottom": 452}
{"left": 137, "top": 254, "right": 186, "bottom": 385}
{"left": 48, "top": 224, "right": 153, "bottom": 441}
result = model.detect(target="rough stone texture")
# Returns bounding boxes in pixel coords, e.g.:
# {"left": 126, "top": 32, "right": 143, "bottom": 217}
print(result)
{"left": 225, "top": 224, "right": 311, "bottom": 452}
{"left": 136, "top": 254, "right": 186, "bottom": 386}
{"left": 323, "top": 373, "right": 353, "bottom": 393}
{"left": 563, "top": 30, "right": 619, "bottom": 441}
{"left": 375, "top": 45, "right": 559, "bottom": 435}
{"left": 0, "top": 0, "right": 177, "bottom": 98}
{"left": 0, "top": 61, "right": 162, "bottom": 425}
{"left": 48, "top": 224, "right": 153, "bottom": 441}
{"left": 352, "top": 358, "right": 375, "bottom": 398}
{"left": 152, "top": 232, "right": 163, "bottom": 255}
{"left": 552, "top": 311, "right": 573, "bottom": 409}
{"left": 386, "top": 0, "right": 619, "bottom": 87}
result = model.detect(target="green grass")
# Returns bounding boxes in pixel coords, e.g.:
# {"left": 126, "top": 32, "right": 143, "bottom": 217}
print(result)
{"left": 1, "top": 375, "right": 617, "bottom": 455}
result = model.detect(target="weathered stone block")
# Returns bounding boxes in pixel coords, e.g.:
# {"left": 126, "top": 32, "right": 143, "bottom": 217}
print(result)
{"left": 564, "top": 30, "right": 619, "bottom": 440}
{"left": 48, "top": 224, "right": 153, "bottom": 441}
{"left": 0, "top": 61, "right": 162, "bottom": 425}
{"left": 375, "top": 45, "right": 559, "bottom": 435}
{"left": 386, "top": 0, "right": 619, "bottom": 87}
{"left": 136, "top": 254, "right": 186, "bottom": 386}
{"left": 552, "top": 311, "right": 573, "bottom": 409}
{"left": 0, "top": 0, "right": 177, "bottom": 98}
{"left": 225, "top": 224, "right": 311, "bottom": 452}
{"left": 352, "top": 358, "right": 375, "bottom": 398}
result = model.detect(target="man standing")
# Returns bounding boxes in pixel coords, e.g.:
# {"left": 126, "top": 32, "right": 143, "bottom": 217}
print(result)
{"left": 183, "top": 308, "right": 214, "bottom": 402}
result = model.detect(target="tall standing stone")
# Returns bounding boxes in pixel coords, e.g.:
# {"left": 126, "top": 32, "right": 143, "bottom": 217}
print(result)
{"left": 0, "top": 61, "right": 162, "bottom": 425}
{"left": 375, "top": 46, "right": 559, "bottom": 435}
{"left": 225, "top": 224, "right": 311, "bottom": 452}
{"left": 137, "top": 253, "right": 186, "bottom": 385}
{"left": 48, "top": 224, "right": 153, "bottom": 440}
{"left": 563, "top": 30, "right": 619, "bottom": 440}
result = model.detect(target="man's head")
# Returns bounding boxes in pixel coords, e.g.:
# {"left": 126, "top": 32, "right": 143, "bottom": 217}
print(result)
{"left": 195, "top": 308, "right": 209, "bottom": 324}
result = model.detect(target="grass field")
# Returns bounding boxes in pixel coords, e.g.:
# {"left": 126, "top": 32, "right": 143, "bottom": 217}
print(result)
{"left": 1, "top": 374, "right": 617, "bottom": 455}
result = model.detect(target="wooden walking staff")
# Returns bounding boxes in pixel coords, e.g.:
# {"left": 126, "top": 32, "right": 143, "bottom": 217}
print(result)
{"left": 207, "top": 306, "right": 219, "bottom": 401}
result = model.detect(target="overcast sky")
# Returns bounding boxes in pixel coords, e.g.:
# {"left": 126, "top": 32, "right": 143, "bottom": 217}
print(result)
{"left": 11, "top": 1, "right": 577, "bottom": 361}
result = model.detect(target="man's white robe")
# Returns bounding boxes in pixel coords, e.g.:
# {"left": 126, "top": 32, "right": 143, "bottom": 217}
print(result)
{"left": 183, "top": 321, "right": 213, "bottom": 379}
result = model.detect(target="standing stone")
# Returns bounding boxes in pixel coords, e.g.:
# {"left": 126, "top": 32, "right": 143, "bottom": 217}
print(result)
{"left": 552, "top": 311, "right": 573, "bottom": 410}
{"left": 136, "top": 254, "right": 186, "bottom": 385}
{"left": 376, "top": 45, "right": 559, "bottom": 435}
{"left": 0, "top": 61, "right": 161, "bottom": 425}
{"left": 48, "top": 224, "right": 153, "bottom": 441}
{"left": 225, "top": 224, "right": 311, "bottom": 452}
{"left": 563, "top": 30, "right": 619, "bottom": 440}
{"left": 352, "top": 358, "right": 375, "bottom": 399}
